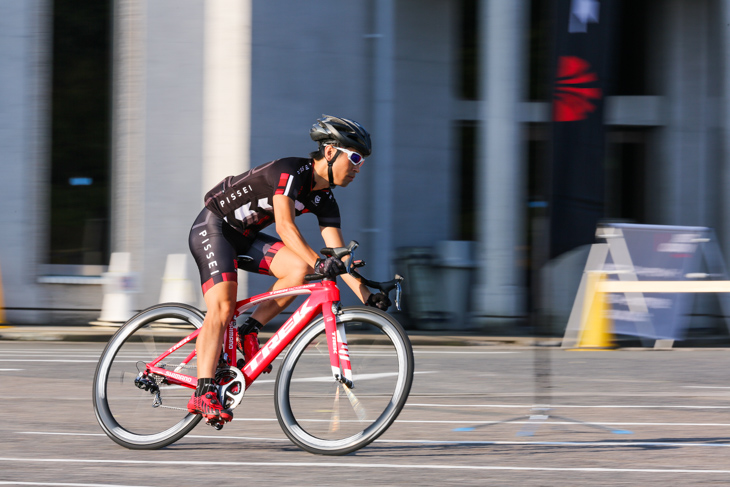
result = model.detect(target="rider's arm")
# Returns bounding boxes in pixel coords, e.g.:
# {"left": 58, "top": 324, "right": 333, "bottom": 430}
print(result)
{"left": 320, "top": 226, "right": 371, "bottom": 303}
{"left": 273, "top": 194, "right": 320, "bottom": 266}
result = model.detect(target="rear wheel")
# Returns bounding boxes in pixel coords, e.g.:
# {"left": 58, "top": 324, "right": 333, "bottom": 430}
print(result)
{"left": 92, "top": 303, "right": 204, "bottom": 449}
{"left": 274, "top": 306, "right": 414, "bottom": 455}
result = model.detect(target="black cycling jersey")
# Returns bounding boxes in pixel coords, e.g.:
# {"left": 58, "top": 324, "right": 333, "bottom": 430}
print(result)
{"left": 204, "top": 157, "right": 341, "bottom": 237}
{"left": 190, "top": 157, "right": 341, "bottom": 294}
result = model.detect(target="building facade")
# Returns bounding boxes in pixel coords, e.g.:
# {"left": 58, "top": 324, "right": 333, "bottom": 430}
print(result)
{"left": 2, "top": 0, "right": 730, "bottom": 334}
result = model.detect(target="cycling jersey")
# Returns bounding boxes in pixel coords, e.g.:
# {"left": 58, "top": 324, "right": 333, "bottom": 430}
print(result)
{"left": 204, "top": 157, "right": 341, "bottom": 237}
{"left": 190, "top": 157, "right": 340, "bottom": 293}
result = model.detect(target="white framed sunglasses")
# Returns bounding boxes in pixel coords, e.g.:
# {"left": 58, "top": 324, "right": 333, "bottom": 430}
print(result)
{"left": 328, "top": 145, "right": 364, "bottom": 166}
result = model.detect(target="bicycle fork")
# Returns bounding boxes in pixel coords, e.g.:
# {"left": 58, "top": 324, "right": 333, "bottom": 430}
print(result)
{"left": 323, "top": 303, "right": 354, "bottom": 388}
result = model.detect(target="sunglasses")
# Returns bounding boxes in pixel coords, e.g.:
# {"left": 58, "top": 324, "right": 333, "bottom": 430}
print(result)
{"left": 328, "top": 145, "right": 364, "bottom": 166}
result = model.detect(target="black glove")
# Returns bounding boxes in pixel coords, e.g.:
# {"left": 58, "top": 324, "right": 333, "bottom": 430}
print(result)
{"left": 314, "top": 256, "right": 347, "bottom": 279}
{"left": 366, "top": 292, "right": 391, "bottom": 311}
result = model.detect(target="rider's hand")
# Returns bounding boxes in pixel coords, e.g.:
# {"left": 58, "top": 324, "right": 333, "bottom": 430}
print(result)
{"left": 314, "top": 256, "right": 347, "bottom": 279}
{"left": 366, "top": 292, "right": 391, "bottom": 311}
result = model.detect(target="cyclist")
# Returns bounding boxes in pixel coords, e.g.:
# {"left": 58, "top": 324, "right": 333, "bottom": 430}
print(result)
{"left": 187, "top": 115, "right": 391, "bottom": 422}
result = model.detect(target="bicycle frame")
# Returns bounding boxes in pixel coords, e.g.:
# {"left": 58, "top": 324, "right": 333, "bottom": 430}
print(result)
{"left": 143, "top": 279, "right": 352, "bottom": 394}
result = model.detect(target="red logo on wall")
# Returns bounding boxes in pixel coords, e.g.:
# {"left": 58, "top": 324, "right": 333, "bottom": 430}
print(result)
{"left": 553, "top": 56, "right": 602, "bottom": 122}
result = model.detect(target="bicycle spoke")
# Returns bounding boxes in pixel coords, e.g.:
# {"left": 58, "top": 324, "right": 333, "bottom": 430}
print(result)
{"left": 343, "top": 384, "right": 368, "bottom": 421}
{"left": 275, "top": 307, "right": 414, "bottom": 455}
{"left": 329, "top": 385, "right": 341, "bottom": 433}
{"left": 93, "top": 304, "right": 204, "bottom": 449}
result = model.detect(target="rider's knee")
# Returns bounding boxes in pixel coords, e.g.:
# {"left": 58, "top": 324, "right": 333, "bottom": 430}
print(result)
{"left": 286, "top": 257, "right": 311, "bottom": 284}
{"left": 207, "top": 298, "right": 236, "bottom": 326}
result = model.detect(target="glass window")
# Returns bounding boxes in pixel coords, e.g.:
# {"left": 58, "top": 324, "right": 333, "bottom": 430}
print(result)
{"left": 528, "top": 0, "right": 551, "bottom": 101}
{"left": 455, "top": 120, "right": 478, "bottom": 240}
{"left": 605, "top": 128, "right": 650, "bottom": 223}
{"left": 457, "top": 0, "right": 479, "bottom": 100}
{"left": 49, "top": 0, "right": 111, "bottom": 266}
{"left": 613, "top": 0, "right": 651, "bottom": 96}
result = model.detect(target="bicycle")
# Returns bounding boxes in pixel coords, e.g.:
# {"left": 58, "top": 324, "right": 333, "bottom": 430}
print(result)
{"left": 92, "top": 241, "right": 414, "bottom": 455}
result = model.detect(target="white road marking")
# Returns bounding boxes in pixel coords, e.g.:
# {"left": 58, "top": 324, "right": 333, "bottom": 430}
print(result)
{"left": 252, "top": 370, "right": 432, "bottom": 385}
{"left": 399, "top": 420, "right": 730, "bottom": 427}
{"left": 413, "top": 351, "right": 518, "bottom": 354}
{"left": 21, "top": 430, "right": 730, "bottom": 447}
{"left": 0, "top": 482, "right": 152, "bottom": 487}
{"left": 683, "top": 386, "right": 730, "bottom": 389}
{"left": 407, "top": 403, "right": 730, "bottom": 409}
{"left": 377, "top": 439, "right": 730, "bottom": 448}
{"left": 1, "top": 456, "right": 730, "bottom": 474}
{"left": 0, "top": 368, "right": 22, "bottom": 371}
{"left": 222, "top": 418, "right": 730, "bottom": 427}
{"left": 0, "top": 360, "right": 99, "bottom": 363}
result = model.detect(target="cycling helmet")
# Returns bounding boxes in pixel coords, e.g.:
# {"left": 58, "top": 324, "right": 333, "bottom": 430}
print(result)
{"left": 310, "top": 115, "right": 372, "bottom": 157}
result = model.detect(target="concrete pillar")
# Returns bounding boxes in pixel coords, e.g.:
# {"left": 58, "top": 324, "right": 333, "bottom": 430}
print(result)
{"left": 720, "top": 0, "right": 730, "bottom": 261}
{"left": 202, "top": 0, "right": 252, "bottom": 298}
{"left": 660, "top": 0, "right": 712, "bottom": 227}
{"left": 0, "top": 0, "right": 50, "bottom": 323}
{"left": 371, "top": 0, "right": 396, "bottom": 279}
{"left": 111, "top": 0, "right": 147, "bottom": 271}
{"left": 473, "top": 0, "right": 529, "bottom": 327}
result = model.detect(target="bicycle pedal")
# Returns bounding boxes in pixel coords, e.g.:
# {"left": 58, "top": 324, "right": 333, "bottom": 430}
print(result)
{"left": 206, "top": 418, "right": 225, "bottom": 431}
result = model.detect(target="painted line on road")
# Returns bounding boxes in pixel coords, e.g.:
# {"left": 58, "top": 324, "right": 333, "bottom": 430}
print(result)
{"left": 398, "top": 419, "right": 730, "bottom": 427}
{"left": 0, "top": 359, "right": 99, "bottom": 363}
{"left": 412, "top": 351, "right": 518, "bottom": 354}
{"left": 407, "top": 403, "right": 730, "bottom": 409}
{"left": 0, "top": 368, "right": 23, "bottom": 371}
{"left": 1, "top": 456, "right": 730, "bottom": 474}
{"left": 684, "top": 386, "right": 730, "bottom": 389}
{"left": 0, "top": 482, "right": 152, "bottom": 487}
{"left": 21, "top": 431, "right": 730, "bottom": 449}
{"left": 0, "top": 352, "right": 106, "bottom": 361}
{"left": 233, "top": 417, "right": 730, "bottom": 428}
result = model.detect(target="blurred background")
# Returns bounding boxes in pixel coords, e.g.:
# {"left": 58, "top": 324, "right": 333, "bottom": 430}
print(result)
{"left": 2, "top": 0, "right": 729, "bottom": 341}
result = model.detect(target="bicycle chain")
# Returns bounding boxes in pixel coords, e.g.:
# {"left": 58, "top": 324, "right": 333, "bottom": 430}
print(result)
{"left": 149, "top": 363, "right": 197, "bottom": 411}
{"left": 144, "top": 363, "right": 236, "bottom": 412}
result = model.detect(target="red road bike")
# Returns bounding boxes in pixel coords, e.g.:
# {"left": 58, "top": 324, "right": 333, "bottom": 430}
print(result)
{"left": 92, "top": 242, "right": 414, "bottom": 455}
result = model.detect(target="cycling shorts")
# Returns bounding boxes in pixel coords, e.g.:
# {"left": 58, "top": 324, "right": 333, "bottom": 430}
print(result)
{"left": 188, "top": 208, "right": 285, "bottom": 294}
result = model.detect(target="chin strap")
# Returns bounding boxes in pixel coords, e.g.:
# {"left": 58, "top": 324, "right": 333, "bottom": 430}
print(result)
{"left": 326, "top": 148, "right": 340, "bottom": 189}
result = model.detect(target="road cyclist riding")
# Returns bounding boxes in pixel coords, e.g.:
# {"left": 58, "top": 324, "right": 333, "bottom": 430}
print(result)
{"left": 92, "top": 115, "right": 414, "bottom": 455}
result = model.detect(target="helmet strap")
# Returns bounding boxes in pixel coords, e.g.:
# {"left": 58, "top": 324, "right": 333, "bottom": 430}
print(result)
{"left": 326, "top": 147, "right": 340, "bottom": 189}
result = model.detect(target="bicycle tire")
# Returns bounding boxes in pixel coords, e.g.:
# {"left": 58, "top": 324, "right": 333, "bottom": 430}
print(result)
{"left": 274, "top": 306, "right": 414, "bottom": 455}
{"left": 92, "top": 303, "right": 205, "bottom": 450}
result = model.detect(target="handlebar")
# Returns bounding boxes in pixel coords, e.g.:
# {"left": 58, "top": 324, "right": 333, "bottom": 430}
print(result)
{"left": 304, "top": 241, "right": 359, "bottom": 282}
{"left": 304, "top": 240, "right": 404, "bottom": 310}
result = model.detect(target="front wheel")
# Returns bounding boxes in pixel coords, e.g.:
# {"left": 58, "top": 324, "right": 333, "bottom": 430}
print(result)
{"left": 92, "top": 303, "right": 204, "bottom": 450}
{"left": 274, "top": 306, "right": 414, "bottom": 455}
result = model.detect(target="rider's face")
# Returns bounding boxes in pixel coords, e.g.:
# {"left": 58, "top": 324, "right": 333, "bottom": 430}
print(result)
{"left": 328, "top": 147, "right": 363, "bottom": 187}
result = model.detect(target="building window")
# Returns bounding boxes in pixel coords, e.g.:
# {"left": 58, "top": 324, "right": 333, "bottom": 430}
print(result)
{"left": 606, "top": 128, "right": 650, "bottom": 223}
{"left": 613, "top": 0, "right": 651, "bottom": 96}
{"left": 528, "top": 0, "right": 552, "bottom": 101}
{"left": 49, "top": 0, "right": 112, "bottom": 266}
{"left": 456, "top": 121, "right": 478, "bottom": 240}
{"left": 457, "top": 0, "right": 479, "bottom": 100}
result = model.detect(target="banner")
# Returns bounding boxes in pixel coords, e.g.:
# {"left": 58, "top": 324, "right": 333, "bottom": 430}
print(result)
{"left": 550, "top": 0, "right": 618, "bottom": 258}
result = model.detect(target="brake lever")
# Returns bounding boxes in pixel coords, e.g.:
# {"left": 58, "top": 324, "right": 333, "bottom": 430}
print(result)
{"left": 347, "top": 248, "right": 356, "bottom": 277}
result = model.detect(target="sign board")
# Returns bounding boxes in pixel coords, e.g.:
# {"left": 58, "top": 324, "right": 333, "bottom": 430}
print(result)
{"left": 562, "top": 224, "right": 730, "bottom": 348}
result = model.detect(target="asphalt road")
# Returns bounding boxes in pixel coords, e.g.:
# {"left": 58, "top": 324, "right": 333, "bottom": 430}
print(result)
{"left": 2, "top": 341, "right": 730, "bottom": 486}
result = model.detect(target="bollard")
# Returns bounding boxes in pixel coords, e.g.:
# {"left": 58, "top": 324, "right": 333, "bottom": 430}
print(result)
{"left": 159, "top": 254, "right": 195, "bottom": 305}
{"left": 94, "top": 253, "right": 138, "bottom": 326}
{"left": 574, "top": 271, "right": 614, "bottom": 349}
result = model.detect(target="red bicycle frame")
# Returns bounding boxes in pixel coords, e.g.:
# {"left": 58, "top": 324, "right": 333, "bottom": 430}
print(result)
{"left": 143, "top": 279, "right": 352, "bottom": 391}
